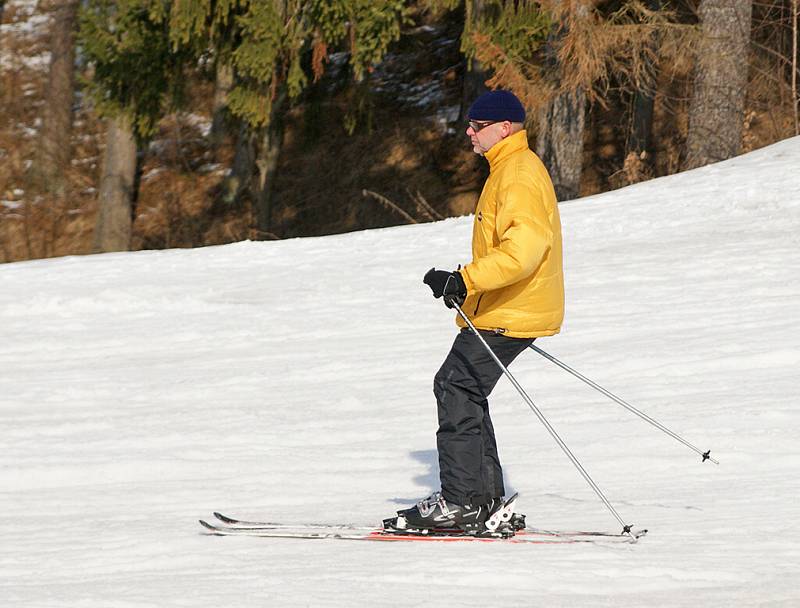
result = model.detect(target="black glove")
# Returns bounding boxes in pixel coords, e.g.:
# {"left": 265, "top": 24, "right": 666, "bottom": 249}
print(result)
{"left": 423, "top": 268, "right": 467, "bottom": 309}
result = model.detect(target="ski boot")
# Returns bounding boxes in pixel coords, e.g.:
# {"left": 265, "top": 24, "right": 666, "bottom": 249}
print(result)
{"left": 387, "top": 492, "right": 506, "bottom": 537}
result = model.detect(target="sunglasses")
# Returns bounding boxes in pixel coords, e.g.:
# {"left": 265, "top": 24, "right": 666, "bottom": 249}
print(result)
{"left": 468, "top": 120, "right": 497, "bottom": 133}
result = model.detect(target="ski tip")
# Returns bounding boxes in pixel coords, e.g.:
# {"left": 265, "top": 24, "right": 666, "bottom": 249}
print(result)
{"left": 213, "top": 511, "right": 236, "bottom": 524}
{"left": 199, "top": 519, "right": 218, "bottom": 532}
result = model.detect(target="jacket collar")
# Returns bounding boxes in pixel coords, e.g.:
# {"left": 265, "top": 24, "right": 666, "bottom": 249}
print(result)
{"left": 485, "top": 129, "right": 529, "bottom": 172}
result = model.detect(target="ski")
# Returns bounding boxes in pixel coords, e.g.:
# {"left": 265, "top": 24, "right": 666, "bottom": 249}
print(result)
{"left": 201, "top": 520, "right": 591, "bottom": 543}
{"left": 199, "top": 519, "right": 646, "bottom": 544}
{"left": 210, "top": 511, "right": 646, "bottom": 541}
{"left": 210, "top": 492, "right": 525, "bottom": 532}
{"left": 212, "top": 512, "right": 365, "bottom": 530}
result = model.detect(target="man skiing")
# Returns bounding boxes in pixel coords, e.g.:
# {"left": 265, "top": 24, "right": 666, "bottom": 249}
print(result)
{"left": 399, "top": 90, "right": 565, "bottom": 532}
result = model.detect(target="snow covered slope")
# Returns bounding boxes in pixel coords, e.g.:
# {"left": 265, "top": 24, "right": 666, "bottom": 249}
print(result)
{"left": 2, "top": 138, "right": 799, "bottom": 606}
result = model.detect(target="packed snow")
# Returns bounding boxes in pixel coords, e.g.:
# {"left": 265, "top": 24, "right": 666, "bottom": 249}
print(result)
{"left": 2, "top": 137, "right": 799, "bottom": 606}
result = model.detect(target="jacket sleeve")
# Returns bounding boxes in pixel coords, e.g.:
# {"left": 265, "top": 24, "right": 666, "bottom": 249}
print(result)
{"left": 461, "top": 182, "right": 552, "bottom": 293}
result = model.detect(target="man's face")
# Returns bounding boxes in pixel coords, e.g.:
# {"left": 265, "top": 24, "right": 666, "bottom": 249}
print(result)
{"left": 466, "top": 120, "right": 509, "bottom": 155}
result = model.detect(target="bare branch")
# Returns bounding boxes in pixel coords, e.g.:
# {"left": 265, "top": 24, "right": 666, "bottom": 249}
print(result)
{"left": 362, "top": 190, "right": 419, "bottom": 224}
{"left": 406, "top": 188, "right": 444, "bottom": 221}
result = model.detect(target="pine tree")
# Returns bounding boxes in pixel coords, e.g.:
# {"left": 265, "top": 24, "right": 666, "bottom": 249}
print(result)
{"left": 165, "top": 0, "right": 407, "bottom": 237}
{"left": 426, "top": 1, "right": 584, "bottom": 197}
{"left": 80, "top": 0, "right": 190, "bottom": 252}
{"left": 435, "top": 0, "right": 688, "bottom": 197}
{"left": 81, "top": 0, "right": 189, "bottom": 139}
{"left": 424, "top": 0, "right": 492, "bottom": 119}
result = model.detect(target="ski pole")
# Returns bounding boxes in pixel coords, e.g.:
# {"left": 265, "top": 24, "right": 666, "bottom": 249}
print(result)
{"left": 451, "top": 302, "right": 639, "bottom": 540}
{"left": 529, "top": 344, "right": 719, "bottom": 465}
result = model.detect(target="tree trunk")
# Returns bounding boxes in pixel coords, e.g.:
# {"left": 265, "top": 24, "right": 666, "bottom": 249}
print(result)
{"left": 459, "top": 0, "right": 489, "bottom": 121}
{"left": 0, "top": 0, "right": 4, "bottom": 101}
{"left": 93, "top": 116, "right": 138, "bottom": 253}
{"left": 220, "top": 121, "right": 256, "bottom": 205}
{"left": 461, "top": 58, "right": 489, "bottom": 121}
{"left": 0, "top": 2, "right": 5, "bottom": 103}
{"left": 219, "top": 91, "right": 286, "bottom": 237}
{"left": 793, "top": 0, "right": 798, "bottom": 136}
{"left": 626, "top": 0, "right": 662, "bottom": 168}
{"left": 36, "top": 0, "right": 79, "bottom": 193}
{"left": 253, "top": 91, "right": 287, "bottom": 239}
{"left": 536, "top": 89, "right": 586, "bottom": 201}
{"left": 683, "top": 0, "right": 753, "bottom": 170}
{"left": 535, "top": 2, "right": 586, "bottom": 201}
{"left": 209, "top": 62, "right": 233, "bottom": 152}
{"left": 628, "top": 90, "right": 655, "bottom": 160}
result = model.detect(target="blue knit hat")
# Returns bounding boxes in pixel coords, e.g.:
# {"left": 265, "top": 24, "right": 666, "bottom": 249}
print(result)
{"left": 467, "top": 90, "right": 526, "bottom": 123}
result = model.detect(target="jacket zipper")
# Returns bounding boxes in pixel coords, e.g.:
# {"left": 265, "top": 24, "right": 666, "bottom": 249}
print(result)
{"left": 473, "top": 294, "right": 484, "bottom": 315}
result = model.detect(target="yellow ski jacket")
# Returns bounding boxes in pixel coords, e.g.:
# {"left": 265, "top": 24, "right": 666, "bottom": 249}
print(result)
{"left": 457, "top": 130, "right": 564, "bottom": 338}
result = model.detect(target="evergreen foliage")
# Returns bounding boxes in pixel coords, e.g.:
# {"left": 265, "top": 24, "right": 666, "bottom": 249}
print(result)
{"left": 461, "top": 0, "right": 550, "bottom": 74}
{"left": 4, "top": 0, "right": 796, "bottom": 261}
{"left": 166, "top": 0, "right": 408, "bottom": 128}
{"left": 79, "top": 0, "right": 408, "bottom": 133}
{"left": 421, "top": 0, "right": 554, "bottom": 113}
{"left": 425, "top": 0, "right": 689, "bottom": 116}
{"left": 79, "top": 0, "right": 189, "bottom": 140}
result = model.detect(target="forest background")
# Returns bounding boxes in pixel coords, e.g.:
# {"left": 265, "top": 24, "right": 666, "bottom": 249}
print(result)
{"left": 0, "top": 0, "right": 798, "bottom": 263}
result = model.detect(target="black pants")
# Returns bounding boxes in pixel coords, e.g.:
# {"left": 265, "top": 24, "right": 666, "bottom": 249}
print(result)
{"left": 434, "top": 328, "right": 534, "bottom": 506}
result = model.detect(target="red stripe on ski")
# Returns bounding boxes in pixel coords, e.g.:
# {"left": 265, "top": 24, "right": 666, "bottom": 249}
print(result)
{"left": 366, "top": 531, "right": 576, "bottom": 543}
